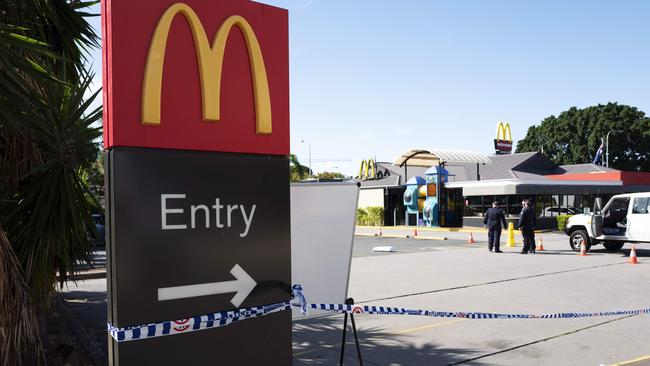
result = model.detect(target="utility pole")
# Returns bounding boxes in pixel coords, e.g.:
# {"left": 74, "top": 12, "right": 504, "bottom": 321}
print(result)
{"left": 605, "top": 130, "right": 620, "bottom": 168}
{"left": 300, "top": 139, "right": 312, "bottom": 176}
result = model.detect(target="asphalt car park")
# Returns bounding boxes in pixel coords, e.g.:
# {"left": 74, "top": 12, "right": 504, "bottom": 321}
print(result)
{"left": 294, "top": 232, "right": 650, "bottom": 365}
{"left": 59, "top": 231, "right": 650, "bottom": 365}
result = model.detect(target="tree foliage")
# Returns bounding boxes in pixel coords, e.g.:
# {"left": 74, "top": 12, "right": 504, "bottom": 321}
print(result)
{"left": 315, "top": 171, "right": 345, "bottom": 180}
{"left": 289, "top": 154, "right": 310, "bottom": 182}
{"left": 356, "top": 207, "right": 384, "bottom": 226}
{"left": 0, "top": 0, "right": 100, "bottom": 363}
{"left": 516, "top": 103, "right": 650, "bottom": 171}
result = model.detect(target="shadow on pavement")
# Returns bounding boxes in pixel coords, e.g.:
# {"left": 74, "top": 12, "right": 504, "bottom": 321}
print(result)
{"left": 59, "top": 290, "right": 108, "bottom": 357}
{"left": 504, "top": 248, "right": 650, "bottom": 257}
{"left": 293, "top": 314, "right": 485, "bottom": 366}
{"left": 58, "top": 291, "right": 484, "bottom": 365}
{"left": 619, "top": 247, "right": 650, "bottom": 257}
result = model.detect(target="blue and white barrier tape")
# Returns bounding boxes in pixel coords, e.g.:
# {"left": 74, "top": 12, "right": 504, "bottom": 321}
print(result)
{"left": 108, "top": 285, "right": 650, "bottom": 342}
{"left": 298, "top": 303, "right": 650, "bottom": 319}
{"left": 291, "top": 285, "right": 650, "bottom": 319}
{"left": 108, "top": 301, "right": 290, "bottom": 342}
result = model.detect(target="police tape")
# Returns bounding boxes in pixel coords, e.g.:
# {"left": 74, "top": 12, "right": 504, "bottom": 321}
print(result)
{"left": 296, "top": 303, "right": 650, "bottom": 319}
{"left": 107, "top": 301, "right": 290, "bottom": 342}
{"left": 107, "top": 284, "right": 650, "bottom": 342}
{"left": 291, "top": 285, "right": 650, "bottom": 319}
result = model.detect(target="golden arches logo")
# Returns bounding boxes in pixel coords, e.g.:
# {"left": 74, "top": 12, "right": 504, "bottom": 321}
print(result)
{"left": 495, "top": 122, "right": 512, "bottom": 142}
{"left": 358, "top": 159, "right": 376, "bottom": 180}
{"left": 142, "top": 3, "right": 272, "bottom": 134}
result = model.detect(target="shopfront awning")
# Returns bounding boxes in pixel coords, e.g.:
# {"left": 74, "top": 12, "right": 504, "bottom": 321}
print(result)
{"left": 445, "top": 178, "right": 623, "bottom": 196}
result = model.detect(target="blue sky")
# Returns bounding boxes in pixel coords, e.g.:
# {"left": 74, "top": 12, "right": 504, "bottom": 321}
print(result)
{"left": 87, "top": 1, "right": 650, "bottom": 176}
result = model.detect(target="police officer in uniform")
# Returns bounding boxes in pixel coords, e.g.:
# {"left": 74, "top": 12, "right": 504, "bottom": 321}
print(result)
{"left": 518, "top": 199, "right": 536, "bottom": 254}
{"left": 483, "top": 201, "right": 507, "bottom": 253}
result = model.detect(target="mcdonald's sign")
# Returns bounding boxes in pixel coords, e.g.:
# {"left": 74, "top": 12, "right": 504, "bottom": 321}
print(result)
{"left": 494, "top": 122, "right": 513, "bottom": 155}
{"left": 357, "top": 159, "right": 389, "bottom": 180}
{"left": 102, "top": 1, "right": 291, "bottom": 364}
{"left": 102, "top": 0, "right": 289, "bottom": 155}
{"left": 358, "top": 159, "right": 377, "bottom": 180}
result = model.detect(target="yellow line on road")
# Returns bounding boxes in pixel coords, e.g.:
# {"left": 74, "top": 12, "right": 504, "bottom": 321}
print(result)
{"left": 393, "top": 318, "right": 465, "bottom": 334}
{"left": 413, "top": 236, "right": 448, "bottom": 241}
{"left": 381, "top": 234, "right": 407, "bottom": 238}
{"left": 610, "top": 355, "right": 650, "bottom": 366}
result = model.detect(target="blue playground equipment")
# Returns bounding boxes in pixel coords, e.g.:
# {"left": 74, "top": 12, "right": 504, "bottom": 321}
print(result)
{"left": 422, "top": 166, "right": 449, "bottom": 227}
{"left": 403, "top": 176, "right": 426, "bottom": 226}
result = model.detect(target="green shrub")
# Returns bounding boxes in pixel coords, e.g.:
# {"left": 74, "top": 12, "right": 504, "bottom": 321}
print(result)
{"left": 356, "top": 208, "right": 369, "bottom": 226}
{"left": 366, "top": 206, "right": 385, "bottom": 226}
{"left": 557, "top": 215, "right": 572, "bottom": 231}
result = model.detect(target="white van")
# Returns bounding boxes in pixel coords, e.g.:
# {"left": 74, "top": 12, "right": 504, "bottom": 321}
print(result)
{"left": 564, "top": 192, "right": 650, "bottom": 252}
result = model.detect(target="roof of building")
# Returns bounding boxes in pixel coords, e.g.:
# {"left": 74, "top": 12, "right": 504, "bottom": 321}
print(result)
{"left": 358, "top": 174, "right": 400, "bottom": 188}
{"left": 357, "top": 161, "right": 429, "bottom": 188}
{"left": 557, "top": 164, "right": 618, "bottom": 174}
{"left": 429, "top": 149, "right": 491, "bottom": 164}
{"left": 393, "top": 149, "right": 490, "bottom": 167}
{"left": 447, "top": 152, "right": 620, "bottom": 182}
{"left": 356, "top": 151, "right": 645, "bottom": 191}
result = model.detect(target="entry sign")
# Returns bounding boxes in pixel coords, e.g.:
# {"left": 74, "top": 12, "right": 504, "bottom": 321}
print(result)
{"left": 101, "top": 0, "right": 290, "bottom": 364}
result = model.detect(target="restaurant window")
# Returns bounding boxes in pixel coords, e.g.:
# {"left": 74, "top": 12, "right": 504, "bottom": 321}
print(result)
{"left": 547, "top": 195, "right": 559, "bottom": 217}
{"left": 507, "top": 195, "right": 522, "bottom": 217}
{"left": 495, "top": 195, "right": 507, "bottom": 209}
{"left": 565, "top": 195, "right": 583, "bottom": 215}
{"left": 464, "top": 196, "right": 483, "bottom": 217}
{"left": 536, "top": 195, "right": 553, "bottom": 217}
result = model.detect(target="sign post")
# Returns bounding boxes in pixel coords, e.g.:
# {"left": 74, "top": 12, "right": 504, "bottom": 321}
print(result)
{"left": 101, "top": 0, "right": 290, "bottom": 364}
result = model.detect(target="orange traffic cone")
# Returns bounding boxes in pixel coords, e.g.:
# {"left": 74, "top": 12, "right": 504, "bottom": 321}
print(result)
{"left": 579, "top": 239, "right": 588, "bottom": 256}
{"left": 468, "top": 232, "right": 475, "bottom": 244}
{"left": 413, "top": 228, "right": 418, "bottom": 237}
{"left": 537, "top": 237, "right": 544, "bottom": 251}
{"left": 629, "top": 246, "right": 638, "bottom": 264}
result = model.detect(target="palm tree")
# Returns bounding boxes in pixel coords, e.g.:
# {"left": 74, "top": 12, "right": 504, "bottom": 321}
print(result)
{"left": 0, "top": 1, "right": 100, "bottom": 363}
{"left": 290, "top": 154, "right": 311, "bottom": 182}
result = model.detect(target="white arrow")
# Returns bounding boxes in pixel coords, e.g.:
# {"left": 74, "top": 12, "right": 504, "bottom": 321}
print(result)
{"left": 157, "top": 264, "right": 257, "bottom": 307}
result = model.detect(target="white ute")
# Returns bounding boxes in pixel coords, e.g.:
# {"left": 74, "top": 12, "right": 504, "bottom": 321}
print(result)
{"left": 564, "top": 192, "right": 650, "bottom": 252}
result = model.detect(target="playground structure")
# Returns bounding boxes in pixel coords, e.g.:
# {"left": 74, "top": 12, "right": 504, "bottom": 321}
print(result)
{"left": 423, "top": 166, "right": 447, "bottom": 227}
{"left": 404, "top": 165, "right": 453, "bottom": 227}
{"left": 403, "top": 176, "right": 426, "bottom": 226}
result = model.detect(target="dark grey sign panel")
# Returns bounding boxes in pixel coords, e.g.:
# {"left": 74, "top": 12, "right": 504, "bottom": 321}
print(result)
{"left": 106, "top": 147, "right": 291, "bottom": 365}
{"left": 113, "top": 312, "right": 291, "bottom": 365}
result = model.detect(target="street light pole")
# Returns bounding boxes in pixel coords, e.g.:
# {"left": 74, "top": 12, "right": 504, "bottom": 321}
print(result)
{"left": 605, "top": 130, "right": 620, "bottom": 168}
{"left": 300, "top": 139, "right": 312, "bottom": 176}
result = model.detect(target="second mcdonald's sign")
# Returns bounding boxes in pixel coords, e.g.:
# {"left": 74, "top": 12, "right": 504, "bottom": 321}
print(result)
{"left": 494, "top": 122, "right": 513, "bottom": 155}
{"left": 102, "top": 0, "right": 289, "bottom": 155}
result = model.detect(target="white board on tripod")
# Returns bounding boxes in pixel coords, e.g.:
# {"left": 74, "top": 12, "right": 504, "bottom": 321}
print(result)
{"left": 291, "top": 182, "right": 359, "bottom": 315}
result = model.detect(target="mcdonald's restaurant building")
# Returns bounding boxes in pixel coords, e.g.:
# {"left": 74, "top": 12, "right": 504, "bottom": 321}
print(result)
{"left": 356, "top": 150, "right": 650, "bottom": 229}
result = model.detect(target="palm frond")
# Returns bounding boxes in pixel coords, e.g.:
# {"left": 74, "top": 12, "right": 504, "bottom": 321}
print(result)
{"left": 0, "top": 226, "right": 44, "bottom": 366}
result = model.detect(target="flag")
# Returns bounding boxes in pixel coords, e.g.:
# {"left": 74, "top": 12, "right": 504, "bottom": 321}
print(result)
{"left": 593, "top": 142, "right": 604, "bottom": 164}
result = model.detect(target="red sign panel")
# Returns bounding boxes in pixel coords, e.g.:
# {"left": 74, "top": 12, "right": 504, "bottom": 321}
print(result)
{"left": 494, "top": 139, "right": 513, "bottom": 154}
{"left": 102, "top": 0, "right": 289, "bottom": 155}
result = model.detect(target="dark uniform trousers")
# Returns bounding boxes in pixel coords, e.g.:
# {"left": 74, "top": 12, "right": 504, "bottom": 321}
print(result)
{"left": 484, "top": 207, "right": 507, "bottom": 252}
{"left": 522, "top": 228, "right": 536, "bottom": 253}
{"left": 487, "top": 225, "right": 502, "bottom": 251}
{"left": 518, "top": 207, "right": 537, "bottom": 253}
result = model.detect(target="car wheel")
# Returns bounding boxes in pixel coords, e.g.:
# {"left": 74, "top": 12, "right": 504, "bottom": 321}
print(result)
{"left": 602, "top": 241, "right": 624, "bottom": 252}
{"left": 569, "top": 230, "right": 591, "bottom": 252}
